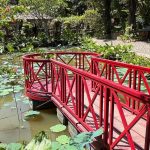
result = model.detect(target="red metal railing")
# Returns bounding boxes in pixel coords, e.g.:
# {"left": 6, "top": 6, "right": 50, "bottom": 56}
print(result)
{"left": 91, "top": 57, "right": 150, "bottom": 114}
{"left": 50, "top": 59, "right": 150, "bottom": 150}
{"left": 23, "top": 52, "right": 98, "bottom": 100}
{"left": 23, "top": 52, "right": 150, "bottom": 149}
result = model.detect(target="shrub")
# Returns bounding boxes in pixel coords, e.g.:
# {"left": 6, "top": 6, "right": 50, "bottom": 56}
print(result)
{"left": 81, "top": 36, "right": 150, "bottom": 67}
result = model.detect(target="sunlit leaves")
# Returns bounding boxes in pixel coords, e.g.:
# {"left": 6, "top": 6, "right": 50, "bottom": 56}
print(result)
{"left": 70, "top": 128, "right": 103, "bottom": 148}
{"left": 0, "top": 90, "right": 10, "bottom": 96}
{"left": 24, "top": 110, "right": 40, "bottom": 118}
{"left": 0, "top": 127, "right": 103, "bottom": 150}
{"left": 0, "top": 143, "right": 7, "bottom": 150}
{"left": 90, "top": 128, "right": 103, "bottom": 139}
{"left": 56, "top": 135, "right": 70, "bottom": 145}
{"left": 50, "top": 124, "right": 66, "bottom": 133}
{"left": 59, "top": 144, "right": 77, "bottom": 150}
{"left": 6, "top": 143, "right": 23, "bottom": 150}
{"left": 51, "top": 142, "right": 61, "bottom": 150}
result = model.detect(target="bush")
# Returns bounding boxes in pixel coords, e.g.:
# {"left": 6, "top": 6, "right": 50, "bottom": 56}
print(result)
{"left": 59, "top": 15, "right": 83, "bottom": 45}
{"left": 82, "top": 9, "right": 104, "bottom": 38}
{"left": 55, "top": 9, "right": 104, "bottom": 46}
{"left": 81, "top": 36, "right": 150, "bottom": 67}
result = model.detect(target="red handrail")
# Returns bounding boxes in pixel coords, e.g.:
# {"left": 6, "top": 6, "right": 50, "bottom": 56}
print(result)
{"left": 23, "top": 52, "right": 98, "bottom": 100}
{"left": 23, "top": 52, "right": 150, "bottom": 149}
{"left": 91, "top": 57, "right": 150, "bottom": 114}
{"left": 50, "top": 59, "right": 150, "bottom": 150}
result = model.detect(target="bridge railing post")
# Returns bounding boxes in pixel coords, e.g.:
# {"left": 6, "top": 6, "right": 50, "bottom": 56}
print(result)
{"left": 91, "top": 59, "right": 97, "bottom": 90}
{"left": 51, "top": 62, "right": 55, "bottom": 94}
{"left": 60, "top": 67, "right": 66, "bottom": 103}
{"left": 145, "top": 104, "right": 150, "bottom": 150}
{"left": 75, "top": 74, "right": 84, "bottom": 118}
{"left": 103, "top": 87, "right": 110, "bottom": 144}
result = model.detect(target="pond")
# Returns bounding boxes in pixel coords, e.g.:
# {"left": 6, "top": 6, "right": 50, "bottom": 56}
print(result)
{"left": 0, "top": 53, "right": 69, "bottom": 144}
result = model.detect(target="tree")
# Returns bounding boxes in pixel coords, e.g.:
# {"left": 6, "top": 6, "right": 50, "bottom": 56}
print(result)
{"left": 128, "top": 0, "right": 137, "bottom": 31}
{"left": 0, "top": 0, "right": 26, "bottom": 52}
{"left": 19, "top": 0, "right": 68, "bottom": 40}
{"left": 138, "top": 0, "right": 150, "bottom": 27}
{"left": 103, "top": 0, "right": 112, "bottom": 38}
{"left": 19, "top": 0, "right": 67, "bottom": 18}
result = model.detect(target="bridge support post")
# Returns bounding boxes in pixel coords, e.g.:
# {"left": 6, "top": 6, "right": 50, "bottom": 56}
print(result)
{"left": 68, "top": 122, "right": 79, "bottom": 137}
{"left": 57, "top": 108, "right": 68, "bottom": 125}
{"left": 145, "top": 105, "right": 150, "bottom": 150}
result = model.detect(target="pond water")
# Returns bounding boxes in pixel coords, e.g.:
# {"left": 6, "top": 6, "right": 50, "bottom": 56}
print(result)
{"left": 0, "top": 53, "right": 69, "bottom": 144}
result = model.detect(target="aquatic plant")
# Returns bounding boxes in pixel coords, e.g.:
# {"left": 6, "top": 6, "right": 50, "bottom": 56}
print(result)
{"left": 0, "top": 124, "right": 103, "bottom": 150}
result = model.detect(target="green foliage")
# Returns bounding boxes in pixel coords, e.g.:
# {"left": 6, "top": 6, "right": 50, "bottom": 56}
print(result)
{"left": 59, "top": 15, "right": 83, "bottom": 45}
{"left": 19, "top": 0, "right": 67, "bottom": 18}
{"left": 0, "top": 54, "right": 25, "bottom": 98}
{"left": 0, "top": 126, "right": 103, "bottom": 150}
{"left": 51, "top": 142, "right": 61, "bottom": 150}
{"left": 59, "top": 9, "right": 103, "bottom": 45}
{"left": 0, "top": 143, "right": 7, "bottom": 150}
{"left": 56, "top": 135, "right": 70, "bottom": 144}
{"left": 24, "top": 110, "right": 40, "bottom": 118}
{"left": 82, "top": 9, "right": 104, "bottom": 37}
{"left": 119, "top": 25, "right": 135, "bottom": 41}
{"left": 122, "top": 52, "right": 150, "bottom": 67}
{"left": 26, "top": 128, "right": 103, "bottom": 150}
{"left": 81, "top": 36, "right": 150, "bottom": 67}
{"left": 70, "top": 128, "right": 103, "bottom": 148}
{"left": 6, "top": 143, "right": 23, "bottom": 150}
{"left": 137, "top": 0, "right": 150, "bottom": 26}
{"left": 50, "top": 124, "right": 66, "bottom": 133}
{"left": 6, "top": 43, "right": 15, "bottom": 53}
{"left": 0, "top": 0, "right": 26, "bottom": 52}
{"left": 81, "top": 36, "right": 102, "bottom": 52}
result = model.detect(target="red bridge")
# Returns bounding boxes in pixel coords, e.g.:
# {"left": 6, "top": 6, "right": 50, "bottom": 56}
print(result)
{"left": 23, "top": 52, "right": 150, "bottom": 150}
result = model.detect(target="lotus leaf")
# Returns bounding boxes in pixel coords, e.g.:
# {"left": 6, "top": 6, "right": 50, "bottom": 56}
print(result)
{"left": 70, "top": 128, "right": 103, "bottom": 147}
{"left": 59, "top": 144, "right": 77, "bottom": 150}
{"left": 50, "top": 124, "right": 66, "bottom": 133}
{"left": 6, "top": 143, "right": 23, "bottom": 150}
{"left": 24, "top": 110, "right": 40, "bottom": 118}
{"left": 0, "top": 90, "right": 10, "bottom": 96}
{"left": 51, "top": 142, "right": 61, "bottom": 150}
{"left": 56, "top": 135, "right": 70, "bottom": 145}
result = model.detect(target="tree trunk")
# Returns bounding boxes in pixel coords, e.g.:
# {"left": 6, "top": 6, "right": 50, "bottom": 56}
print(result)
{"left": 129, "top": 0, "right": 137, "bottom": 31}
{"left": 103, "top": 0, "right": 112, "bottom": 39}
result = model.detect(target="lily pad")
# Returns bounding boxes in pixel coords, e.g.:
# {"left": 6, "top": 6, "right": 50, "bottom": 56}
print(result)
{"left": 0, "top": 90, "right": 10, "bottom": 96}
{"left": 59, "top": 144, "right": 77, "bottom": 150}
{"left": 22, "top": 100, "right": 30, "bottom": 104}
{"left": 24, "top": 110, "right": 40, "bottom": 118}
{"left": 71, "top": 132, "right": 92, "bottom": 144}
{"left": 56, "top": 135, "right": 70, "bottom": 145}
{"left": 6, "top": 143, "right": 23, "bottom": 150}
{"left": 3, "top": 103, "right": 11, "bottom": 107}
{"left": 14, "top": 86, "right": 24, "bottom": 93}
{"left": 51, "top": 142, "right": 61, "bottom": 150}
{"left": 50, "top": 124, "right": 66, "bottom": 133}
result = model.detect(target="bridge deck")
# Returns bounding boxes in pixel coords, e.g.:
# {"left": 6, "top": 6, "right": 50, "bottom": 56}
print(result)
{"left": 29, "top": 80, "right": 146, "bottom": 150}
